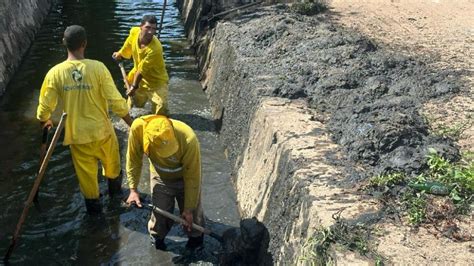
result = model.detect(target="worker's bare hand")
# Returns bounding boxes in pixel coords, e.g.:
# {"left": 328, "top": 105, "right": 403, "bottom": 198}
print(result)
{"left": 40, "top": 119, "right": 53, "bottom": 130}
{"left": 182, "top": 210, "right": 193, "bottom": 232}
{"left": 112, "top": 52, "right": 123, "bottom": 60}
{"left": 126, "top": 189, "right": 142, "bottom": 208}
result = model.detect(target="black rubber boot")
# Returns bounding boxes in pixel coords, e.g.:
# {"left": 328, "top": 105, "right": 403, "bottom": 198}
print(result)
{"left": 150, "top": 236, "right": 167, "bottom": 251}
{"left": 186, "top": 235, "right": 204, "bottom": 250}
{"left": 84, "top": 199, "right": 102, "bottom": 215}
{"left": 107, "top": 172, "right": 123, "bottom": 198}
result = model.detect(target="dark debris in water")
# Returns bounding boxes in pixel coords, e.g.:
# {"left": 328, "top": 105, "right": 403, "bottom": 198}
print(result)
{"left": 160, "top": 217, "right": 274, "bottom": 265}
{"left": 219, "top": 217, "right": 273, "bottom": 265}
{"left": 118, "top": 200, "right": 273, "bottom": 265}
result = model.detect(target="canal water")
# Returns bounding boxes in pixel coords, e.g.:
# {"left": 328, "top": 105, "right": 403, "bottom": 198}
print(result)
{"left": 0, "top": 0, "right": 240, "bottom": 264}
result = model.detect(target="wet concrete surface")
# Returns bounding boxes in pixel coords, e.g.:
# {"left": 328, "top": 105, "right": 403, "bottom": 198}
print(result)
{"left": 0, "top": 0, "right": 240, "bottom": 264}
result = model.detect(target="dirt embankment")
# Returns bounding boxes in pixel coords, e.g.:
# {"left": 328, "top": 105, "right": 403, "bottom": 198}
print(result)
{"left": 177, "top": 0, "right": 473, "bottom": 263}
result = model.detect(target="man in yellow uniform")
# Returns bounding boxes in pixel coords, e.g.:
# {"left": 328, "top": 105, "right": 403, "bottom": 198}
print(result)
{"left": 37, "top": 25, "right": 133, "bottom": 214}
{"left": 112, "top": 15, "right": 169, "bottom": 115}
{"left": 125, "top": 115, "right": 205, "bottom": 250}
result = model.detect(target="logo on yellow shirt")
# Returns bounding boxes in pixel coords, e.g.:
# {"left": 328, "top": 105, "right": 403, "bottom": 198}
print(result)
{"left": 63, "top": 69, "right": 91, "bottom": 91}
{"left": 72, "top": 69, "right": 83, "bottom": 83}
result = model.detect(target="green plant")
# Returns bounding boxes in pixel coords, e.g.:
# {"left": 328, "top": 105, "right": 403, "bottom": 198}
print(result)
{"left": 403, "top": 192, "right": 427, "bottom": 225}
{"left": 369, "top": 150, "right": 472, "bottom": 234}
{"left": 298, "top": 212, "right": 384, "bottom": 265}
{"left": 290, "top": 0, "right": 328, "bottom": 16}
{"left": 418, "top": 149, "right": 473, "bottom": 209}
{"left": 370, "top": 172, "right": 405, "bottom": 187}
{"left": 401, "top": 150, "right": 473, "bottom": 224}
{"left": 298, "top": 228, "right": 331, "bottom": 265}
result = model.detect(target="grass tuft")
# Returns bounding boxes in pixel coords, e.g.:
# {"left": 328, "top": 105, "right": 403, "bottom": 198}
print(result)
{"left": 298, "top": 210, "right": 385, "bottom": 265}
{"left": 370, "top": 172, "right": 406, "bottom": 187}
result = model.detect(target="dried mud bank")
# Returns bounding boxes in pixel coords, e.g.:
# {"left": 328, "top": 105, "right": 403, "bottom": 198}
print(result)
{"left": 0, "top": 0, "right": 53, "bottom": 96}
{"left": 177, "top": 2, "right": 472, "bottom": 264}
{"left": 329, "top": 0, "right": 474, "bottom": 152}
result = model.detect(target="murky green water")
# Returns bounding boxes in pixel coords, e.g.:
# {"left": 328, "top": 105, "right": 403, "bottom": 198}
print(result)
{"left": 0, "top": 0, "right": 239, "bottom": 264}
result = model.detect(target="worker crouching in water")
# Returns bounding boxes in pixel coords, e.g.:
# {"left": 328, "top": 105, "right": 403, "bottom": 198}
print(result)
{"left": 36, "top": 25, "right": 133, "bottom": 214}
{"left": 125, "top": 115, "right": 205, "bottom": 250}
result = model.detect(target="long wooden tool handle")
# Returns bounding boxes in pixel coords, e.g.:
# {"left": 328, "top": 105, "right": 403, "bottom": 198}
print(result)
{"left": 33, "top": 127, "right": 51, "bottom": 204}
{"left": 147, "top": 204, "right": 211, "bottom": 234}
{"left": 4, "top": 112, "right": 67, "bottom": 262}
{"left": 118, "top": 62, "right": 131, "bottom": 92}
{"left": 129, "top": 202, "right": 223, "bottom": 242}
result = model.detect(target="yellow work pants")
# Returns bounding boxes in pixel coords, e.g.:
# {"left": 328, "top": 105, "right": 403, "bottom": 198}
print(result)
{"left": 69, "top": 133, "right": 121, "bottom": 199}
{"left": 128, "top": 84, "right": 169, "bottom": 115}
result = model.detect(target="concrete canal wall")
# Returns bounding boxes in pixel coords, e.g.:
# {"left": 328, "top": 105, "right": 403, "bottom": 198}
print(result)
{"left": 176, "top": 0, "right": 370, "bottom": 262}
{"left": 0, "top": 0, "right": 53, "bottom": 96}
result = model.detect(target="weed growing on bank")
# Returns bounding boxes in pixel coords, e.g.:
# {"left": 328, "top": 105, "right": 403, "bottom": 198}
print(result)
{"left": 299, "top": 151, "right": 472, "bottom": 263}
{"left": 370, "top": 149, "right": 473, "bottom": 229}
{"left": 290, "top": 0, "right": 328, "bottom": 16}
{"left": 403, "top": 192, "right": 427, "bottom": 225}
{"left": 369, "top": 172, "right": 405, "bottom": 187}
{"left": 298, "top": 211, "right": 385, "bottom": 265}
{"left": 418, "top": 150, "right": 473, "bottom": 211}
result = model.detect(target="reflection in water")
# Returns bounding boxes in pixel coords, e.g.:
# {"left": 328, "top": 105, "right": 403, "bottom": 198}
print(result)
{"left": 0, "top": 0, "right": 239, "bottom": 264}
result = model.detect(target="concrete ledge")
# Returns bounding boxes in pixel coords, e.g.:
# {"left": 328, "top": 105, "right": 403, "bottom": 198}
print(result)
{"left": 237, "top": 98, "right": 378, "bottom": 262}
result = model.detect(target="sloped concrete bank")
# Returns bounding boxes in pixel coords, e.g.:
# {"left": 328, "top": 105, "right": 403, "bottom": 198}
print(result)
{"left": 0, "top": 0, "right": 53, "bottom": 96}
{"left": 177, "top": 2, "right": 471, "bottom": 264}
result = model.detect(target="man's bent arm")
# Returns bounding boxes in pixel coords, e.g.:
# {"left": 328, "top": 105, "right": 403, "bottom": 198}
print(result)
{"left": 117, "top": 28, "right": 135, "bottom": 59}
{"left": 126, "top": 120, "right": 146, "bottom": 189}
{"left": 182, "top": 137, "right": 202, "bottom": 210}
{"left": 100, "top": 63, "right": 130, "bottom": 118}
{"left": 128, "top": 71, "right": 143, "bottom": 96}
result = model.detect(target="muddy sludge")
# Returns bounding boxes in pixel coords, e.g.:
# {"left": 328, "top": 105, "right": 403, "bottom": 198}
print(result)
{"left": 213, "top": 5, "right": 465, "bottom": 179}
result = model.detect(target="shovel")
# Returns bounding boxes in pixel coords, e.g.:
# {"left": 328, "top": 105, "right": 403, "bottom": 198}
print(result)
{"left": 127, "top": 202, "right": 271, "bottom": 263}
{"left": 129, "top": 202, "right": 224, "bottom": 243}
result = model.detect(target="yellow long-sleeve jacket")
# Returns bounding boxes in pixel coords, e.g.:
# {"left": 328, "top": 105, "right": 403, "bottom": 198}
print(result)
{"left": 37, "top": 59, "right": 129, "bottom": 145}
{"left": 127, "top": 115, "right": 201, "bottom": 210}
{"left": 118, "top": 27, "right": 169, "bottom": 89}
